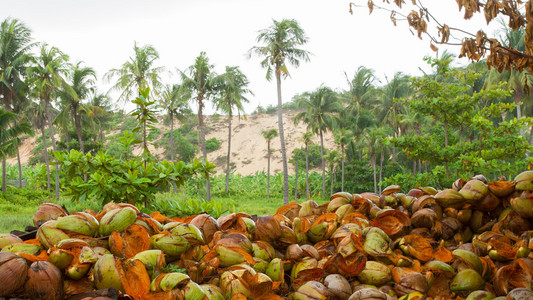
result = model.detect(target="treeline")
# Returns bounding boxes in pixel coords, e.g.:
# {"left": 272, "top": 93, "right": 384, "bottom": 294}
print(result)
{"left": 1, "top": 16, "right": 532, "bottom": 206}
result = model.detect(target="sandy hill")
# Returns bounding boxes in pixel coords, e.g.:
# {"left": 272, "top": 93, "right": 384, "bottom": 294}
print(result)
{"left": 8, "top": 111, "right": 336, "bottom": 175}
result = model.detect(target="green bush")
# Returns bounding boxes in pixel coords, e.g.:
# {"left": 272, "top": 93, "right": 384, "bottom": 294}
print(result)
{"left": 151, "top": 192, "right": 231, "bottom": 218}
{"left": 290, "top": 144, "right": 324, "bottom": 169}
{"left": 205, "top": 137, "right": 221, "bottom": 153}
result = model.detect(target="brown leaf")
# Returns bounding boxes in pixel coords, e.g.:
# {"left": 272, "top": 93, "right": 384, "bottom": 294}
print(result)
{"left": 430, "top": 43, "right": 438, "bottom": 52}
{"left": 368, "top": 0, "right": 374, "bottom": 14}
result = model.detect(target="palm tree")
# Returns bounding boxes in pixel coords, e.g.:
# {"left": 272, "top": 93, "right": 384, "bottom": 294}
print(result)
{"left": 159, "top": 84, "right": 192, "bottom": 163}
{"left": 27, "top": 44, "right": 70, "bottom": 200}
{"left": 213, "top": 66, "right": 252, "bottom": 193}
{"left": 299, "top": 131, "right": 313, "bottom": 200}
{"left": 375, "top": 72, "right": 411, "bottom": 162}
{"left": 334, "top": 128, "right": 353, "bottom": 192}
{"left": 248, "top": 18, "right": 310, "bottom": 205}
{"left": 180, "top": 52, "right": 217, "bottom": 201}
{"left": 104, "top": 42, "right": 164, "bottom": 107}
{"left": 324, "top": 150, "right": 341, "bottom": 197}
{"left": 0, "top": 108, "right": 32, "bottom": 192}
{"left": 262, "top": 128, "right": 278, "bottom": 200}
{"left": 90, "top": 92, "right": 113, "bottom": 142}
{"left": 294, "top": 86, "right": 342, "bottom": 198}
{"left": 342, "top": 66, "right": 379, "bottom": 114}
{"left": 362, "top": 126, "right": 388, "bottom": 193}
{"left": 56, "top": 62, "right": 96, "bottom": 153}
{"left": 0, "top": 18, "right": 34, "bottom": 188}
{"left": 25, "top": 100, "right": 51, "bottom": 189}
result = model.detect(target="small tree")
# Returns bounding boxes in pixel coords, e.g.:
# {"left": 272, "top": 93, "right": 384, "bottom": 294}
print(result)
{"left": 0, "top": 108, "right": 32, "bottom": 192}
{"left": 262, "top": 128, "right": 278, "bottom": 199}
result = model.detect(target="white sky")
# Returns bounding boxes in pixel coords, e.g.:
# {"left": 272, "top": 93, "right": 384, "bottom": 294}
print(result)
{"left": 1, "top": 0, "right": 502, "bottom": 114}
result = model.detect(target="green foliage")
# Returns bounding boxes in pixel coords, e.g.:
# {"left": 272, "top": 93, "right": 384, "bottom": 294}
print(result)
{"left": 290, "top": 144, "right": 324, "bottom": 169}
{"left": 55, "top": 149, "right": 215, "bottom": 207}
{"left": 391, "top": 65, "right": 532, "bottom": 179}
{"left": 205, "top": 137, "right": 221, "bottom": 153}
{"left": 381, "top": 166, "right": 453, "bottom": 191}
{"left": 151, "top": 192, "right": 231, "bottom": 218}
{"left": 158, "top": 130, "right": 197, "bottom": 161}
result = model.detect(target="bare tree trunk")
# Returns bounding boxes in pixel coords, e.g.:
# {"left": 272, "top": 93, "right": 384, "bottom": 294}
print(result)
{"left": 379, "top": 151, "right": 384, "bottom": 193}
{"left": 413, "top": 160, "right": 417, "bottom": 174}
{"left": 45, "top": 100, "right": 60, "bottom": 201}
{"left": 17, "top": 148, "right": 22, "bottom": 188}
{"left": 1, "top": 159, "right": 6, "bottom": 192}
{"left": 305, "top": 143, "right": 309, "bottom": 200}
{"left": 275, "top": 72, "right": 289, "bottom": 204}
{"left": 169, "top": 113, "right": 174, "bottom": 162}
{"left": 330, "top": 164, "right": 334, "bottom": 197}
{"left": 341, "top": 145, "right": 345, "bottom": 192}
{"left": 225, "top": 114, "right": 232, "bottom": 193}
{"left": 372, "top": 153, "right": 377, "bottom": 193}
{"left": 294, "top": 156, "right": 298, "bottom": 200}
{"left": 197, "top": 96, "right": 211, "bottom": 201}
{"left": 41, "top": 125, "right": 51, "bottom": 190}
{"left": 267, "top": 142, "right": 271, "bottom": 199}
{"left": 74, "top": 108, "right": 84, "bottom": 153}
{"left": 320, "top": 130, "right": 326, "bottom": 198}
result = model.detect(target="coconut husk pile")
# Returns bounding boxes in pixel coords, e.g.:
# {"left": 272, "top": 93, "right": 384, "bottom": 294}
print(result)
{"left": 2, "top": 171, "right": 533, "bottom": 300}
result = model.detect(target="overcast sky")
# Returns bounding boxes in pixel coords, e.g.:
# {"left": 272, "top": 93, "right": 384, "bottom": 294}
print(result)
{"left": 1, "top": 0, "right": 501, "bottom": 114}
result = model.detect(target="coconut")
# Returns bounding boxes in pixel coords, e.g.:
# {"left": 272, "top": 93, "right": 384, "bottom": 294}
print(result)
{"left": 0, "top": 252, "right": 29, "bottom": 297}
{"left": 24, "top": 261, "right": 63, "bottom": 300}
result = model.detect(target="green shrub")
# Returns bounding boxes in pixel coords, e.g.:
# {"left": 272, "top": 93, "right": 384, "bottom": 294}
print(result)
{"left": 205, "top": 137, "right": 221, "bottom": 153}
{"left": 151, "top": 192, "right": 231, "bottom": 218}
{"left": 290, "top": 144, "right": 324, "bottom": 169}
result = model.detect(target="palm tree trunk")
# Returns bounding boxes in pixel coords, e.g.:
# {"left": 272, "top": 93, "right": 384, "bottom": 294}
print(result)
{"left": 267, "top": 142, "right": 271, "bottom": 199}
{"left": 305, "top": 143, "right": 309, "bottom": 200}
{"left": 45, "top": 99, "right": 60, "bottom": 201}
{"left": 275, "top": 72, "right": 289, "bottom": 204}
{"left": 74, "top": 108, "right": 84, "bottom": 153}
{"left": 330, "top": 164, "right": 334, "bottom": 196}
{"left": 320, "top": 130, "right": 326, "bottom": 197}
{"left": 41, "top": 124, "right": 51, "bottom": 190}
{"left": 1, "top": 159, "right": 6, "bottom": 192}
{"left": 320, "top": 130, "right": 326, "bottom": 198}
{"left": 294, "top": 156, "right": 299, "bottom": 200}
{"left": 197, "top": 96, "right": 211, "bottom": 201}
{"left": 169, "top": 113, "right": 174, "bottom": 162}
{"left": 17, "top": 148, "right": 22, "bottom": 188}
{"left": 372, "top": 152, "right": 377, "bottom": 193}
{"left": 444, "top": 115, "right": 450, "bottom": 180}
{"left": 413, "top": 160, "right": 417, "bottom": 174}
{"left": 379, "top": 151, "right": 384, "bottom": 193}
{"left": 341, "top": 145, "right": 345, "bottom": 192}
{"left": 225, "top": 114, "right": 232, "bottom": 193}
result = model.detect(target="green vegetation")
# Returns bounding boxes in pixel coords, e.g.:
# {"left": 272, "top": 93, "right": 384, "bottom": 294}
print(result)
{"left": 2, "top": 16, "right": 533, "bottom": 237}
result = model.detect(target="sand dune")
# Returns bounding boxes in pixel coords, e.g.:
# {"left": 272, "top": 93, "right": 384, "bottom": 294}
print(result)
{"left": 7, "top": 111, "right": 336, "bottom": 175}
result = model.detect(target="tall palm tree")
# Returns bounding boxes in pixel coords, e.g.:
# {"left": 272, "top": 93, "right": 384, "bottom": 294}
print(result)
{"left": 213, "top": 66, "right": 252, "bottom": 193}
{"left": 159, "top": 83, "right": 192, "bottom": 163}
{"left": 262, "top": 128, "right": 278, "bottom": 200}
{"left": 324, "top": 150, "right": 341, "bottom": 197}
{"left": 299, "top": 131, "right": 313, "bottom": 200}
{"left": 375, "top": 72, "right": 411, "bottom": 162}
{"left": 56, "top": 62, "right": 96, "bottom": 153}
{"left": 362, "top": 126, "right": 388, "bottom": 193}
{"left": 28, "top": 100, "right": 52, "bottom": 188}
{"left": 294, "top": 86, "right": 342, "bottom": 198}
{"left": 248, "top": 18, "right": 310, "bottom": 205}
{"left": 90, "top": 92, "right": 113, "bottom": 142}
{"left": 342, "top": 66, "right": 379, "bottom": 114}
{"left": 180, "top": 52, "right": 217, "bottom": 201}
{"left": 27, "top": 44, "right": 70, "bottom": 200}
{"left": 0, "top": 108, "right": 32, "bottom": 192}
{"left": 334, "top": 128, "right": 353, "bottom": 192}
{"left": 0, "top": 18, "right": 35, "bottom": 188}
{"left": 104, "top": 42, "right": 164, "bottom": 107}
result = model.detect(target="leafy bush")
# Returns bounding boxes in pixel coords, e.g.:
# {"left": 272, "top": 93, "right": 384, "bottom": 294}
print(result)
{"left": 158, "top": 130, "right": 197, "bottom": 161}
{"left": 151, "top": 192, "right": 232, "bottom": 218}
{"left": 290, "top": 144, "right": 324, "bottom": 169}
{"left": 205, "top": 137, "right": 221, "bottom": 153}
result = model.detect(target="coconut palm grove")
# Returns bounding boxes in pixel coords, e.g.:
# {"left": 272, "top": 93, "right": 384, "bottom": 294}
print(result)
{"left": 2, "top": 1, "right": 533, "bottom": 299}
